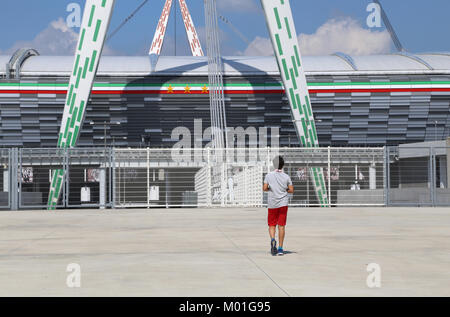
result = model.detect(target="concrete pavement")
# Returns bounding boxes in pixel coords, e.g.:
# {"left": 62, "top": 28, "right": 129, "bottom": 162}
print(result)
{"left": 0, "top": 207, "right": 449, "bottom": 296}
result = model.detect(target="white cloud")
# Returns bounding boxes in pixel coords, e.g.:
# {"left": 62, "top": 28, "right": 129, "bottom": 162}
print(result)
{"left": 243, "top": 17, "right": 392, "bottom": 56}
{"left": 2, "top": 17, "right": 118, "bottom": 56}
{"left": 242, "top": 36, "right": 273, "bottom": 56}
{"left": 217, "top": 0, "right": 258, "bottom": 12}
{"left": 299, "top": 17, "right": 392, "bottom": 55}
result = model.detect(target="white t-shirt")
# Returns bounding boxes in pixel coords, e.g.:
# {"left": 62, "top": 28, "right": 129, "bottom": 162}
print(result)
{"left": 264, "top": 170, "right": 292, "bottom": 209}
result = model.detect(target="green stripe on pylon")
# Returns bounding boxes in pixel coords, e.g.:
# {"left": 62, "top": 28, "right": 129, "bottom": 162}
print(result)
{"left": 290, "top": 69, "right": 297, "bottom": 89}
{"left": 88, "top": 5, "right": 96, "bottom": 27}
{"left": 295, "top": 94, "right": 302, "bottom": 112}
{"left": 72, "top": 126, "right": 80, "bottom": 146}
{"left": 70, "top": 108, "right": 78, "bottom": 129}
{"left": 69, "top": 93, "right": 77, "bottom": 114}
{"left": 274, "top": 8, "right": 282, "bottom": 29}
{"left": 93, "top": 20, "right": 102, "bottom": 42}
{"left": 78, "top": 29, "right": 86, "bottom": 51}
{"left": 77, "top": 101, "right": 85, "bottom": 122}
{"left": 281, "top": 59, "right": 289, "bottom": 80}
{"left": 75, "top": 67, "right": 82, "bottom": 89}
{"left": 82, "top": 57, "right": 90, "bottom": 79}
{"left": 293, "top": 45, "right": 301, "bottom": 67}
{"left": 289, "top": 88, "right": 296, "bottom": 109}
{"left": 284, "top": 18, "right": 292, "bottom": 39}
{"left": 89, "top": 50, "right": 98, "bottom": 72}
{"left": 73, "top": 55, "right": 80, "bottom": 76}
{"left": 63, "top": 120, "right": 70, "bottom": 139}
{"left": 291, "top": 56, "right": 298, "bottom": 76}
{"left": 67, "top": 84, "right": 74, "bottom": 106}
{"left": 275, "top": 34, "right": 283, "bottom": 55}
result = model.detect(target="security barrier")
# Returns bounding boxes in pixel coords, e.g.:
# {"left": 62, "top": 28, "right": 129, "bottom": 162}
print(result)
{"left": 0, "top": 149, "right": 10, "bottom": 209}
{"left": 1, "top": 146, "right": 449, "bottom": 210}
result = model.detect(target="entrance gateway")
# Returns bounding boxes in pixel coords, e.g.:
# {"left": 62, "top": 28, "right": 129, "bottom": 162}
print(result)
{"left": 47, "top": 0, "right": 328, "bottom": 209}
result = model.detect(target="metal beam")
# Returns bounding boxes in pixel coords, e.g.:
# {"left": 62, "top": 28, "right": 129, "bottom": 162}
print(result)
{"left": 48, "top": 0, "right": 116, "bottom": 210}
{"left": 178, "top": 0, "right": 204, "bottom": 56}
{"left": 149, "top": 0, "right": 174, "bottom": 56}
{"left": 260, "top": 0, "right": 329, "bottom": 206}
{"left": 150, "top": 0, "right": 204, "bottom": 59}
{"left": 373, "top": 0, "right": 405, "bottom": 52}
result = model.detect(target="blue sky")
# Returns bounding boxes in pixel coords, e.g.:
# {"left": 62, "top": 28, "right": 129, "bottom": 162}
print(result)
{"left": 1, "top": 0, "right": 449, "bottom": 56}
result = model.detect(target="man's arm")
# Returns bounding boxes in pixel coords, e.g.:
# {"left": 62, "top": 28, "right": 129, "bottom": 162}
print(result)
{"left": 263, "top": 174, "right": 269, "bottom": 192}
{"left": 287, "top": 185, "right": 294, "bottom": 194}
{"left": 287, "top": 176, "right": 294, "bottom": 193}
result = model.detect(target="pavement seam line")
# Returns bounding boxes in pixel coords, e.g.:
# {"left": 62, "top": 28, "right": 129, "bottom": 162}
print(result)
{"left": 4, "top": 216, "right": 87, "bottom": 256}
{"left": 5, "top": 230, "right": 58, "bottom": 256}
{"left": 216, "top": 226, "right": 291, "bottom": 297}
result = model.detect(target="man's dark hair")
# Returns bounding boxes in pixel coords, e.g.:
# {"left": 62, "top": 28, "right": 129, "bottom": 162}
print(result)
{"left": 273, "top": 156, "right": 285, "bottom": 170}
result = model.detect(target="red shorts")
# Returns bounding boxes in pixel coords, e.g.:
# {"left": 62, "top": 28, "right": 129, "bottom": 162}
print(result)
{"left": 268, "top": 206, "right": 288, "bottom": 226}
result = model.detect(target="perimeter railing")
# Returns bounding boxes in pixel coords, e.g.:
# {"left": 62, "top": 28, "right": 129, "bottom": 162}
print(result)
{"left": 1, "top": 146, "right": 448, "bottom": 210}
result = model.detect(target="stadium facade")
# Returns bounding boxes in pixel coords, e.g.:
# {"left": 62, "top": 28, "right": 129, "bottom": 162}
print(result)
{"left": 1, "top": 52, "right": 450, "bottom": 148}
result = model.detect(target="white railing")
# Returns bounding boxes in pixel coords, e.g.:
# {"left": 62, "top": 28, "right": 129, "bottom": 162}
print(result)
{"left": 1, "top": 146, "right": 448, "bottom": 210}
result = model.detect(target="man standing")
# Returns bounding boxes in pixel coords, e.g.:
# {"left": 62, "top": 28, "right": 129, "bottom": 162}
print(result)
{"left": 263, "top": 156, "right": 294, "bottom": 256}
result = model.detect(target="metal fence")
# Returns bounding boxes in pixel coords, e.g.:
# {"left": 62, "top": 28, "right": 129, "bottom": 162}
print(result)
{"left": 0, "top": 148, "right": 11, "bottom": 209}
{"left": 386, "top": 146, "right": 450, "bottom": 207}
{"left": 0, "top": 146, "right": 448, "bottom": 210}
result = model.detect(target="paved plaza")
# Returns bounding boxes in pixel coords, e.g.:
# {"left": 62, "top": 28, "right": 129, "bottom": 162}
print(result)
{"left": 0, "top": 207, "right": 449, "bottom": 296}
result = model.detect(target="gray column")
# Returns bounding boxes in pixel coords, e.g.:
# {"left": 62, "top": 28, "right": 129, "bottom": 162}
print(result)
{"left": 3, "top": 170, "right": 8, "bottom": 192}
{"left": 99, "top": 169, "right": 106, "bottom": 209}
{"left": 438, "top": 156, "right": 447, "bottom": 188}
{"left": 447, "top": 138, "right": 450, "bottom": 188}
{"left": 10, "top": 148, "right": 19, "bottom": 210}
{"left": 369, "top": 163, "right": 377, "bottom": 190}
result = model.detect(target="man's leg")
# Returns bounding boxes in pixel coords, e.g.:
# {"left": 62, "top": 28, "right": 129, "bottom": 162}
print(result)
{"left": 277, "top": 206, "right": 288, "bottom": 250}
{"left": 278, "top": 226, "right": 285, "bottom": 248}
{"left": 268, "top": 208, "right": 278, "bottom": 239}
{"left": 269, "top": 226, "right": 276, "bottom": 240}
{"left": 268, "top": 208, "right": 279, "bottom": 255}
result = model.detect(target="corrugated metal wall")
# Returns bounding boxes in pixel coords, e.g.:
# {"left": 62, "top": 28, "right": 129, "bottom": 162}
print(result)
{"left": 1, "top": 73, "right": 450, "bottom": 147}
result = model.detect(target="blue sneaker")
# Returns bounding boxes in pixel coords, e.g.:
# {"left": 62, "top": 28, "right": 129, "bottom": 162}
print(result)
{"left": 277, "top": 247, "right": 284, "bottom": 256}
{"left": 270, "top": 239, "right": 277, "bottom": 256}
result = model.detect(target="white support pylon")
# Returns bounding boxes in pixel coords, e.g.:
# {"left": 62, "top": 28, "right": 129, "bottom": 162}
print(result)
{"left": 178, "top": 0, "right": 204, "bottom": 56}
{"left": 260, "top": 0, "right": 329, "bottom": 207}
{"left": 48, "top": 0, "right": 116, "bottom": 210}
{"left": 149, "top": 0, "right": 204, "bottom": 57}
{"left": 149, "top": 0, "right": 173, "bottom": 56}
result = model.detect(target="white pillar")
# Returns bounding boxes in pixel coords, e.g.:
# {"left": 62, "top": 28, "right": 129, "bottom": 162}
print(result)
{"left": 221, "top": 162, "right": 226, "bottom": 207}
{"left": 99, "top": 169, "right": 106, "bottom": 209}
{"left": 369, "top": 164, "right": 377, "bottom": 190}
{"left": 439, "top": 157, "right": 447, "bottom": 188}
{"left": 447, "top": 138, "right": 450, "bottom": 188}
{"left": 3, "top": 170, "right": 8, "bottom": 192}
{"left": 147, "top": 148, "right": 150, "bottom": 207}
{"left": 328, "top": 146, "right": 331, "bottom": 207}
